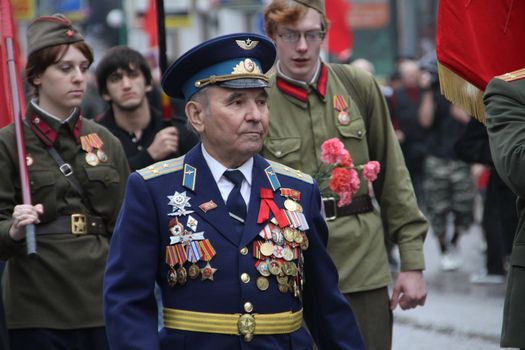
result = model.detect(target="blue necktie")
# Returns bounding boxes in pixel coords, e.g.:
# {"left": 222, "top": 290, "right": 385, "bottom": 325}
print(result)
{"left": 224, "top": 170, "right": 247, "bottom": 223}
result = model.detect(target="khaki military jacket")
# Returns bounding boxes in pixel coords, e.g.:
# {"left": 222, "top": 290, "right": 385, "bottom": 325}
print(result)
{"left": 0, "top": 102, "right": 129, "bottom": 329}
{"left": 485, "top": 69, "right": 525, "bottom": 348}
{"left": 262, "top": 63, "right": 427, "bottom": 293}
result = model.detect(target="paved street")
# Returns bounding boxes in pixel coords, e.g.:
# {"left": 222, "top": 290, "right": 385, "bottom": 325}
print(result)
{"left": 392, "top": 223, "right": 509, "bottom": 350}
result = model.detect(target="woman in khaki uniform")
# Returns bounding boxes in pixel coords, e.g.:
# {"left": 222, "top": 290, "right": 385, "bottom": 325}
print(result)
{"left": 0, "top": 14, "right": 129, "bottom": 349}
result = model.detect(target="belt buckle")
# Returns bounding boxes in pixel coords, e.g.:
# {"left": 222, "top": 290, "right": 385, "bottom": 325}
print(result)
{"left": 323, "top": 197, "right": 337, "bottom": 221}
{"left": 71, "top": 214, "right": 87, "bottom": 235}
{"left": 238, "top": 313, "right": 256, "bottom": 342}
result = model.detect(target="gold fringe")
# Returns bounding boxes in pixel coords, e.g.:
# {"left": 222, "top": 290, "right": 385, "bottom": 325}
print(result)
{"left": 437, "top": 63, "right": 486, "bottom": 124}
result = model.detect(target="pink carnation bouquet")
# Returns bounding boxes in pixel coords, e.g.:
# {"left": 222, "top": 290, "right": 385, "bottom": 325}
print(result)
{"left": 319, "top": 138, "right": 381, "bottom": 207}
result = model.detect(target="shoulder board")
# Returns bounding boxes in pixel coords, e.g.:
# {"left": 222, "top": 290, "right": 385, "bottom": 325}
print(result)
{"left": 137, "top": 156, "right": 185, "bottom": 180}
{"left": 267, "top": 160, "right": 313, "bottom": 184}
{"left": 495, "top": 67, "right": 525, "bottom": 82}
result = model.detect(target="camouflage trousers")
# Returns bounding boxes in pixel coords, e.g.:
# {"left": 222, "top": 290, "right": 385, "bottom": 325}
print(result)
{"left": 423, "top": 156, "right": 475, "bottom": 235}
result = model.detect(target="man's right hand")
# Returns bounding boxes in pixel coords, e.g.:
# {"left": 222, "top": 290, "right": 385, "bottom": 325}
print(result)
{"left": 9, "top": 204, "right": 44, "bottom": 241}
{"left": 147, "top": 126, "right": 179, "bottom": 160}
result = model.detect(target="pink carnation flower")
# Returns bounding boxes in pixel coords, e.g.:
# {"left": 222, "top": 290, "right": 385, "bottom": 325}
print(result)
{"left": 338, "top": 191, "right": 353, "bottom": 207}
{"left": 363, "top": 161, "right": 381, "bottom": 182}
{"left": 321, "top": 138, "right": 347, "bottom": 165}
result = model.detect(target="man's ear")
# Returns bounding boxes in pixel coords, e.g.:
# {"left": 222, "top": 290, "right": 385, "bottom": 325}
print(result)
{"left": 145, "top": 84, "right": 153, "bottom": 93}
{"left": 185, "top": 100, "right": 205, "bottom": 133}
{"left": 102, "top": 93, "right": 112, "bottom": 102}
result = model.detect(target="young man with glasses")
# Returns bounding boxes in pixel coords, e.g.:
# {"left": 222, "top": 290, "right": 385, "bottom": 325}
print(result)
{"left": 261, "top": 1, "right": 429, "bottom": 349}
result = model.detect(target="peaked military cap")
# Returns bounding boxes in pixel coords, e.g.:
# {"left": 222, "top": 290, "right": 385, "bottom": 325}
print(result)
{"left": 293, "top": 0, "right": 325, "bottom": 15}
{"left": 27, "top": 14, "right": 84, "bottom": 56}
{"left": 161, "top": 32, "right": 276, "bottom": 100}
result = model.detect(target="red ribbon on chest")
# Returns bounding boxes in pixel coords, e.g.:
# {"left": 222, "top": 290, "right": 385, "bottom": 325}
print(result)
{"left": 257, "top": 188, "right": 289, "bottom": 228}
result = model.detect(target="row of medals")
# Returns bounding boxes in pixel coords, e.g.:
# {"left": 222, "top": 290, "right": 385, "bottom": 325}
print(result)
{"left": 85, "top": 148, "right": 108, "bottom": 166}
{"left": 254, "top": 198, "right": 309, "bottom": 298}
{"left": 167, "top": 261, "right": 214, "bottom": 287}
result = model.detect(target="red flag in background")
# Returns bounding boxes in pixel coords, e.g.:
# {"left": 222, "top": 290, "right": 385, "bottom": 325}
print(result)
{"left": 0, "top": 0, "right": 26, "bottom": 128}
{"left": 144, "top": 0, "right": 159, "bottom": 49}
{"left": 436, "top": 0, "right": 525, "bottom": 123}
{"left": 326, "top": 0, "right": 353, "bottom": 62}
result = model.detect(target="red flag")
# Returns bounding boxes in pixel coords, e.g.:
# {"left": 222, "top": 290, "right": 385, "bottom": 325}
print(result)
{"left": 144, "top": 0, "right": 159, "bottom": 49}
{"left": 0, "top": 0, "right": 25, "bottom": 128}
{"left": 436, "top": 0, "right": 525, "bottom": 122}
{"left": 326, "top": 0, "right": 353, "bottom": 62}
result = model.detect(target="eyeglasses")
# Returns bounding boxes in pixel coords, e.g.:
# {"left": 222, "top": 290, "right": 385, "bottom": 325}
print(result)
{"left": 277, "top": 30, "right": 326, "bottom": 43}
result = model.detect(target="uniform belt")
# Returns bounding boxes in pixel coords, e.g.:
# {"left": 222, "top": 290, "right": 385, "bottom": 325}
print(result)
{"left": 35, "top": 214, "right": 106, "bottom": 235}
{"left": 163, "top": 307, "right": 303, "bottom": 342}
{"left": 323, "top": 195, "right": 373, "bottom": 221}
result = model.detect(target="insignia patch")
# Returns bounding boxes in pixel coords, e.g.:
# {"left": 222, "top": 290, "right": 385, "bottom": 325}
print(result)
{"left": 199, "top": 200, "right": 217, "bottom": 213}
{"left": 235, "top": 38, "right": 259, "bottom": 50}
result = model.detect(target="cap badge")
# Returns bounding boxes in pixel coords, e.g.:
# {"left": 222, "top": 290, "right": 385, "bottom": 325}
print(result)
{"left": 66, "top": 29, "right": 74, "bottom": 37}
{"left": 236, "top": 38, "right": 259, "bottom": 50}
{"left": 232, "top": 59, "right": 262, "bottom": 75}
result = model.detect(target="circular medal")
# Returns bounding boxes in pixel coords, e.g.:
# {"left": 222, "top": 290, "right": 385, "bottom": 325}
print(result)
{"left": 26, "top": 154, "right": 34, "bottom": 167}
{"left": 257, "top": 261, "right": 271, "bottom": 277}
{"left": 300, "top": 233, "right": 309, "bottom": 250}
{"left": 273, "top": 245, "right": 284, "bottom": 259}
{"left": 284, "top": 199, "right": 297, "bottom": 212}
{"left": 176, "top": 266, "right": 187, "bottom": 285}
{"left": 271, "top": 229, "right": 285, "bottom": 246}
{"left": 256, "top": 276, "right": 269, "bottom": 291}
{"left": 338, "top": 111, "right": 351, "bottom": 125}
{"left": 277, "top": 282, "right": 289, "bottom": 293}
{"left": 96, "top": 149, "right": 108, "bottom": 162}
{"left": 269, "top": 260, "right": 282, "bottom": 275}
{"left": 294, "top": 202, "right": 303, "bottom": 213}
{"left": 288, "top": 261, "right": 298, "bottom": 276}
{"left": 276, "top": 274, "right": 288, "bottom": 285}
{"left": 293, "top": 230, "right": 304, "bottom": 244}
{"left": 168, "top": 269, "right": 178, "bottom": 287}
{"left": 282, "top": 261, "right": 293, "bottom": 276}
{"left": 188, "top": 264, "right": 200, "bottom": 279}
{"left": 283, "top": 227, "right": 295, "bottom": 242}
{"left": 260, "top": 242, "right": 274, "bottom": 256}
{"left": 85, "top": 152, "right": 99, "bottom": 166}
{"left": 283, "top": 247, "right": 294, "bottom": 262}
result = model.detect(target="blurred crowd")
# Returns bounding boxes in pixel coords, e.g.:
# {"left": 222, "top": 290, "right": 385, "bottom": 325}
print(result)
{"left": 349, "top": 56, "right": 517, "bottom": 284}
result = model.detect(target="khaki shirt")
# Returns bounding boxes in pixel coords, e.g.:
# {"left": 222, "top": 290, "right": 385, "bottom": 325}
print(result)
{"left": 0, "top": 103, "right": 129, "bottom": 328}
{"left": 262, "top": 63, "right": 427, "bottom": 292}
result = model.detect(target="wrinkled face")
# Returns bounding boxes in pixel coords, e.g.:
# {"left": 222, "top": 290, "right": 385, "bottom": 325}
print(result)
{"left": 103, "top": 65, "right": 151, "bottom": 112}
{"left": 273, "top": 8, "right": 324, "bottom": 83}
{"left": 187, "top": 86, "right": 269, "bottom": 168}
{"left": 33, "top": 45, "right": 89, "bottom": 118}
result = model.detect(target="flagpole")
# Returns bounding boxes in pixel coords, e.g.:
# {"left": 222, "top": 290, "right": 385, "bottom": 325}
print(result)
{"left": 1, "top": 0, "right": 37, "bottom": 255}
{"left": 156, "top": 0, "right": 167, "bottom": 75}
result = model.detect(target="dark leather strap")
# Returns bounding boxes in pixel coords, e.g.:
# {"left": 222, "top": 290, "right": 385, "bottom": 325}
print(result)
{"left": 35, "top": 215, "right": 106, "bottom": 235}
{"left": 323, "top": 195, "right": 373, "bottom": 221}
{"left": 47, "top": 147, "right": 85, "bottom": 197}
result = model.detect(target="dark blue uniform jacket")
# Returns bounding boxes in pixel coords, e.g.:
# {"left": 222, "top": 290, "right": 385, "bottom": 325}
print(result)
{"left": 104, "top": 145, "right": 365, "bottom": 350}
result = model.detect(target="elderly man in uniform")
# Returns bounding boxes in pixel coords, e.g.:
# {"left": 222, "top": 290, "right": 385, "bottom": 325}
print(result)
{"left": 261, "top": 1, "right": 428, "bottom": 349}
{"left": 484, "top": 67, "right": 525, "bottom": 350}
{"left": 103, "top": 33, "right": 366, "bottom": 350}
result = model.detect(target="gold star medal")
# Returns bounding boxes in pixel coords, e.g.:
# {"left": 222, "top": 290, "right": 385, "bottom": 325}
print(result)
{"left": 334, "top": 95, "right": 350, "bottom": 125}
